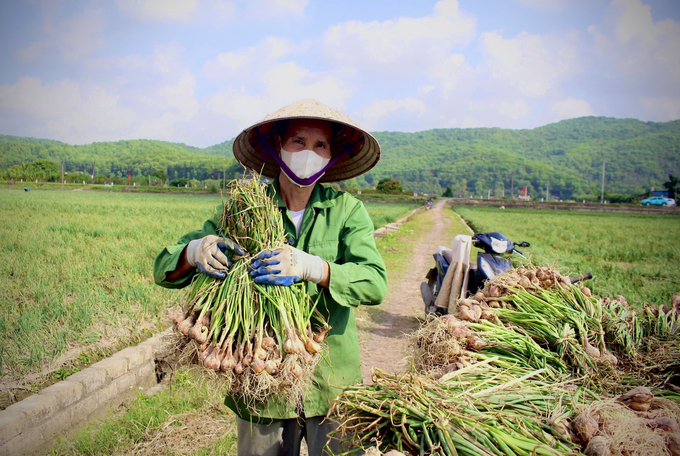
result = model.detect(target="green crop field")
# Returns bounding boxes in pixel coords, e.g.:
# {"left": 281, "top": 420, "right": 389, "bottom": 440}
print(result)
{"left": 0, "top": 188, "right": 419, "bottom": 382}
{"left": 453, "top": 206, "right": 680, "bottom": 307}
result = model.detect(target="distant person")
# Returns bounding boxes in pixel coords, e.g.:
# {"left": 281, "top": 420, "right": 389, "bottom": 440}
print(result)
{"left": 154, "top": 99, "right": 388, "bottom": 456}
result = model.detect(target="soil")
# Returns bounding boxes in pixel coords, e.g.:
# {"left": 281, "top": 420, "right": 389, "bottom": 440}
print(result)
{"left": 115, "top": 407, "right": 236, "bottom": 456}
{"left": 359, "top": 199, "right": 456, "bottom": 383}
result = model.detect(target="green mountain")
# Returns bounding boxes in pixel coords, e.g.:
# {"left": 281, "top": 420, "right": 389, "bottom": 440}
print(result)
{"left": 0, "top": 137, "right": 238, "bottom": 181}
{"left": 1, "top": 116, "right": 678, "bottom": 199}
{"left": 363, "top": 117, "right": 680, "bottom": 198}
{"left": 202, "top": 138, "right": 234, "bottom": 157}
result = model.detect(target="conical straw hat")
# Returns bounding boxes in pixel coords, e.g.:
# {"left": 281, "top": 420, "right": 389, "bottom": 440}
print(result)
{"left": 233, "top": 99, "right": 380, "bottom": 182}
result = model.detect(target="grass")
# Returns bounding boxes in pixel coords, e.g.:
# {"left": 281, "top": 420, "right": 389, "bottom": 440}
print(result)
{"left": 0, "top": 188, "right": 217, "bottom": 380}
{"left": 51, "top": 368, "right": 237, "bottom": 456}
{"left": 363, "top": 201, "right": 421, "bottom": 230}
{"left": 4, "top": 181, "right": 221, "bottom": 194}
{"left": 453, "top": 206, "right": 680, "bottom": 307}
{"left": 0, "top": 188, "right": 419, "bottom": 382}
{"left": 354, "top": 191, "right": 429, "bottom": 202}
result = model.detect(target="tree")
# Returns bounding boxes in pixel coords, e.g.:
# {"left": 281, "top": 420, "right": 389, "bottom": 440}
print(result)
{"left": 376, "top": 178, "right": 402, "bottom": 194}
{"left": 26, "top": 159, "right": 59, "bottom": 181}
{"left": 151, "top": 168, "right": 168, "bottom": 181}
{"left": 442, "top": 186, "right": 453, "bottom": 197}
{"left": 169, "top": 178, "right": 189, "bottom": 187}
{"left": 663, "top": 174, "right": 678, "bottom": 199}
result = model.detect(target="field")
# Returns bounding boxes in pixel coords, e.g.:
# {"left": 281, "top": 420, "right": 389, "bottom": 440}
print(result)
{"left": 42, "top": 202, "right": 680, "bottom": 455}
{"left": 453, "top": 206, "right": 680, "bottom": 307}
{"left": 50, "top": 196, "right": 435, "bottom": 456}
{"left": 0, "top": 188, "right": 419, "bottom": 383}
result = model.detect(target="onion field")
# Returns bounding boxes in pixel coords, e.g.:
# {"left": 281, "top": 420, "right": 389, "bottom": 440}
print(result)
{"left": 0, "top": 188, "right": 418, "bottom": 383}
{"left": 453, "top": 205, "right": 680, "bottom": 308}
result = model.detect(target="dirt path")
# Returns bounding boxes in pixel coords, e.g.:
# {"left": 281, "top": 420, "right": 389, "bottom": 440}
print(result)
{"left": 359, "top": 199, "right": 454, "bottom": 383}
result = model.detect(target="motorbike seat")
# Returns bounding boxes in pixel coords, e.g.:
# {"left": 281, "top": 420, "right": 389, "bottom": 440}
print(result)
{"left": 437, "top": 247, "right": 453, "bottom": 265}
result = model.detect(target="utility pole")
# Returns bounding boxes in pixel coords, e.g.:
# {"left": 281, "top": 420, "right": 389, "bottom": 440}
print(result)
{"left": 91, "top": 161, "right": 95, "bottom": 183}
{"left": 511, "top": 173, "right": 514, "bottom": 199}
{"left": 61, "top": 161, "right": 64, "bottom": 190}
{"left": 546, "top": 180, "right": 549, "bottom": 202}
{"left": 601, "top": 160, "right": 606, "bottom": 204}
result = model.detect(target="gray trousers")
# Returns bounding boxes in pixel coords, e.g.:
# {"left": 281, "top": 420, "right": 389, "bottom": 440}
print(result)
{"left": 236, "top": 415, "right": 342, "bottom": 456}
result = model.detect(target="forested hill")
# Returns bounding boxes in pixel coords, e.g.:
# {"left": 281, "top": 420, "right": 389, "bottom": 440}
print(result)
{"left": 1, "top": 116, "right": 678, "bottom": 199}
{"left": 0, "top": 137, "right": 240, "bottom": 182}
{"left": 362, "top": 116, "right": 680, "bottom": 198}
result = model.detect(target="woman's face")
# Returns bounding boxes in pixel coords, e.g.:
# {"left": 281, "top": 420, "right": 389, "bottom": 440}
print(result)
{"left": 280, "top": 119, "right": 333, "bottom": 159}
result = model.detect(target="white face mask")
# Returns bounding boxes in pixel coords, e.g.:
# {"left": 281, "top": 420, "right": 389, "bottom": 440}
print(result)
{"left": 280, "top": 147, "right": 330, "bottom": 187}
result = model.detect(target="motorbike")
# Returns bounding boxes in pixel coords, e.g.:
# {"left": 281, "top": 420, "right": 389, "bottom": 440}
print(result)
{"left": 421, "top": 232, "right": 592, "bottom": 316}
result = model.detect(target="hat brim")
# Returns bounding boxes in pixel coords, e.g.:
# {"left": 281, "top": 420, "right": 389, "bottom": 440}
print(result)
{"left": 232, "top": 99, "right": 380, "bottom": 183}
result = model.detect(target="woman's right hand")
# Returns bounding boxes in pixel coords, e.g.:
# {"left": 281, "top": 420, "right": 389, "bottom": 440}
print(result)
{"left": 186, "top": 235, "right": 245, "bottom": 279}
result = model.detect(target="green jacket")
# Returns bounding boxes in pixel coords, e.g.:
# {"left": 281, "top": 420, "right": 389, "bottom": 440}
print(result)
{"left": 153, "top": 178, "right": 388, "bottom": 422}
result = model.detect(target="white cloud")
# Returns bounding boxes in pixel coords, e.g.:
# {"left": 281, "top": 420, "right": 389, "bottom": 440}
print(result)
{"left": 360, "top": 98, "right": 427, "bottom": 127}
{"left": 262, "top": 62, "right": 350, "bottom": 107}
{"left": 157, "top": 71, "right": 200, "bottom": 120}
{"left": 640, "top": 97, "right": 680, "bottom": 121}
{"left": 133, "top": 113, "right": 182, "bottom": 142}
{"left": 117, "top": 0, "right": 199, "bottom": 21}
{"left": 203, "top": 37, "right": 298, "bottom": 81}
{"left": 481, "top": 30, "right": 579, "bottom": 97}
{"left": 210, "top": 0, "right": 237, "bottom": 19}
{"left": 153, "top": 42, "right": 186, "bottom": 74}
{"left": 87, "top": 54, "right": 147, "bottom": 72}
{"left": 431, "top": 53, "right": 469, "bottom": 99}
{"left": 54, "top": 6, "right": 106, "bottom": 59}
{"left": 518, "top": 0, "right": 565, "bottom": 10}
{"left": 417, "top": 85, "right": 436, "bottom": 96}
{"left": 551, "top": 97, "right": 594, "bottom": 120}
{"left": 460, "top": 115, "right": 488, "bottom": 129}
{"left": 0, "top": 77, "right": 137, "bottom": 143}
{"left": 120, "top": 0, "right": 307, "bottom": 24}
{"left": 261, "top": 0, "right": 308, "bottom": 16}
{"left": 587, "top": 0, "right": 680, "bottom": 97}
{"left": 498, "top": 99, "right": 529, "bottom": 120}
{"left": 205, "top": 51, "right": 249, "bottom": 78}
{"left": 207, "top": 60, "right": 352, "bottom": 127}
{"left": 209, "top": 90, "right": 265, "bottom": 120}
{"left": 322, "top": 0, "right": 475, "bottom": 75}
{"left": 612, "top": 0, "right": 678, "bottom": 45}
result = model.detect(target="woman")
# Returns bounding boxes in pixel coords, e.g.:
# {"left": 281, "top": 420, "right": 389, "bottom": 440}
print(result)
{"left": 154, "top": 99, "right": 388, "bottom": 455}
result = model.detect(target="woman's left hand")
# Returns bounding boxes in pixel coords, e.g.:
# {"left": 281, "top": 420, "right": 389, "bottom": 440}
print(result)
{"left": 250, "top": 245, "right": 325, "bottom": 286}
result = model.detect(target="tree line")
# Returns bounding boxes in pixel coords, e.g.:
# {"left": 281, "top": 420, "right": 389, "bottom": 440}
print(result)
{"left": 1, "top": 116, "right": 679, "bottom": 200}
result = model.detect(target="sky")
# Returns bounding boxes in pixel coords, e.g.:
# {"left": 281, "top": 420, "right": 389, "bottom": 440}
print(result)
{"left": 0, "top": 0, "right": 679, "bottom": 148}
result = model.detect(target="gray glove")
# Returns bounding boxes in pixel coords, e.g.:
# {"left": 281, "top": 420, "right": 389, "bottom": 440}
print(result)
{"left": 186, "top": 235, "right": 245, "bottom": 279}
{"left": 250, "top": 245, "right": 325, "bottom": 286}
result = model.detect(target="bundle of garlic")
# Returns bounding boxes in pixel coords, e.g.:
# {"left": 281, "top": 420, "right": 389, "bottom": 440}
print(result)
{"left": 174, "top": 174, "right": 330, "bottom": 406}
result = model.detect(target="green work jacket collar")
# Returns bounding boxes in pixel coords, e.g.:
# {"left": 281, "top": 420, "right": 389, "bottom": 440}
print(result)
{"left": 271, "top": 177, "right": 336, "bottom": 211}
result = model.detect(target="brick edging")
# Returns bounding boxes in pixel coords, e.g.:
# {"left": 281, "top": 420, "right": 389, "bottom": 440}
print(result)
{"left": 0, "top": 328, "right": 174, "bottom": 456}
{"left": 373, "top": 207, "right": 425, "bottom": 240}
